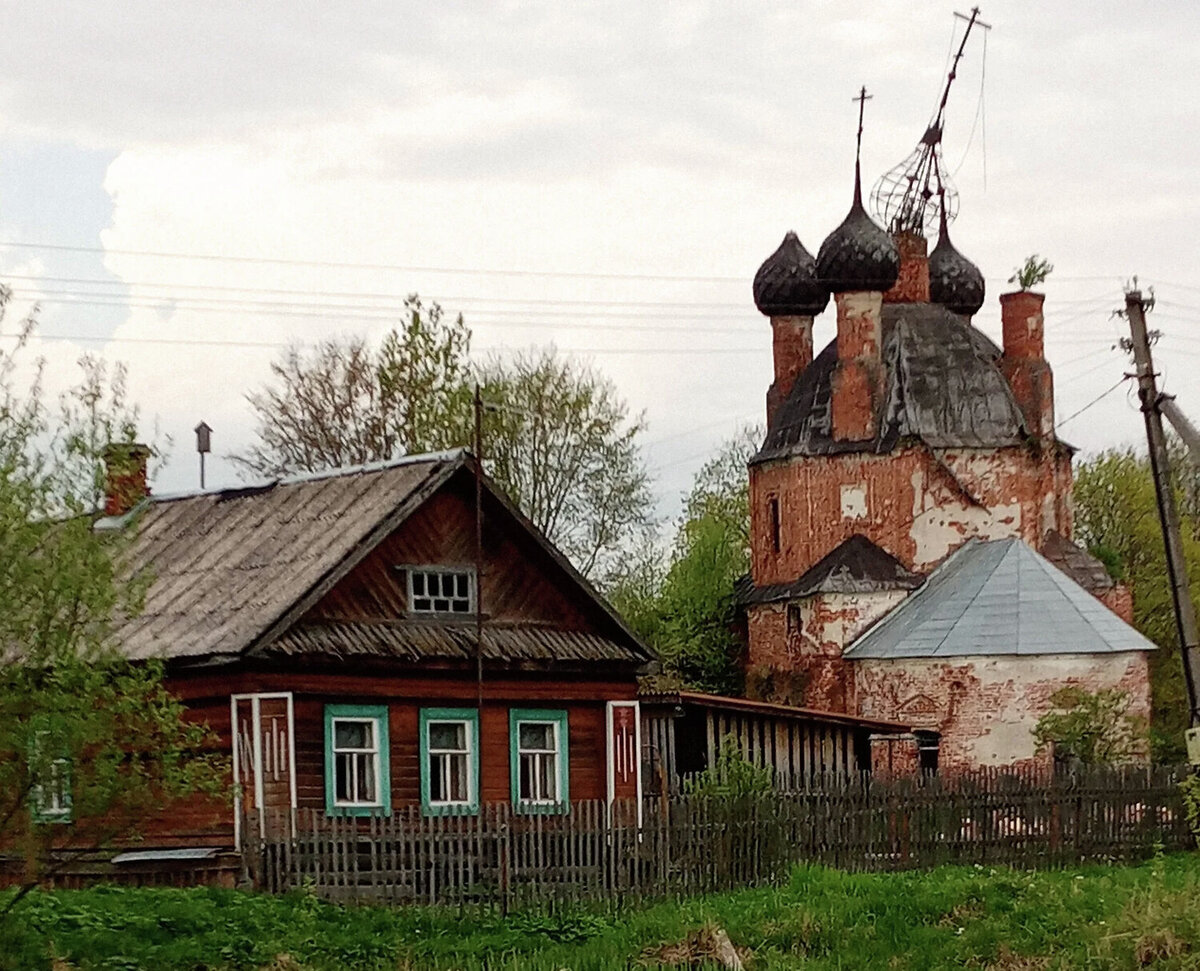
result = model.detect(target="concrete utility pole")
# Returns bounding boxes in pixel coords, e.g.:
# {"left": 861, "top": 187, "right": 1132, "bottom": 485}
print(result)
{"left": 1162, "top": 397, "right": 1200, "bottom": 471}
{"left": 1124, "top": 290, "right": 1200, "bottom": 730}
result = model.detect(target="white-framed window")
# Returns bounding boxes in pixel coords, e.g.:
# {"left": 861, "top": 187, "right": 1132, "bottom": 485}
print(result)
{"left": 509, "top": 709, "right": 569, "bottom": 813}
{"left": 419, "top": 708, "right": 480, "bottom": 816}
{"left": 324, "top": 705, "right": 390, "bottom": 815}
{"left": 406, "top": 567, "right": 474, "bottom": 615}
{"left": 32, "top": 758, "right": 72, "bottom": 823}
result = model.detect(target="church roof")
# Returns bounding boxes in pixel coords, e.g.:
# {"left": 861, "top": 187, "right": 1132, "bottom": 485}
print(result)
{"left": 736, "top": 534, "right": 923, "bottom": 605}
{"left": 843, "top": 537, "right": 1157, "bottom": 660}
{"left": 754, "top": 303, "right": 1036, "bottom": 463}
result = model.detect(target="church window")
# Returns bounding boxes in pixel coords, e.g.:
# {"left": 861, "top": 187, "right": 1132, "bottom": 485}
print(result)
{"left": 768, "top": 496, "right": 781, "bottom": 553}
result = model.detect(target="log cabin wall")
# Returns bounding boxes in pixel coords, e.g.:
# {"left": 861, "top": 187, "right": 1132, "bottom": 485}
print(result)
{"left": 308, "top": 482, "right": 606, "bottom": 632}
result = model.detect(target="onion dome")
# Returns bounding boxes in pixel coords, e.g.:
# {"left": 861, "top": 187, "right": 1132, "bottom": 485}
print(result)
{"left": 753, "top": 231, "right": 830, "bottom": 317}
{"left": 929, "top": 210, "right": 985, "bottom": 316}
{"left": 816, "top": 168, "right": 900, "bottom": 293}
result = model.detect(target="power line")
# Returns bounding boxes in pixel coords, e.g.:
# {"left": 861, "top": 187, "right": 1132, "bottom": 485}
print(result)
{"left": 1056, "top": 377, "right": 1128, "bottom": 428}
{"left": 0, "top": 239, "right": 749, "bottom": 284}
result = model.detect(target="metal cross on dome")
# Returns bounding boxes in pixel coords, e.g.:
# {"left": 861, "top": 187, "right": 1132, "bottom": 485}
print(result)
{"left": 870, "top": 7, "right": 991, "bottom": 238}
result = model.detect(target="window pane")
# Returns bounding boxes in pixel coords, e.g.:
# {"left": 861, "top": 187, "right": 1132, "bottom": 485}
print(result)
{"left": 519, "top": 754, "right": 533, "bottom": 801}
{"left": 455, "top": 574, "right": 469, "bottom": 597}
{"left": 429, "top": 722, "right": 466, "bottom": 751}
{"left": 519, "top": 723, "right": 553, "bottom": 751}
{"left": 336, "top": 752, "right": 353, "bottom": 801}
{"left": 537, "top": 752, "right": 557, "bottom": 802}
{"left": 356, "top": 753, "right": 376, "bottom": 802}
{"left": 335, "top": 721, "right": 371, "bottom": 750}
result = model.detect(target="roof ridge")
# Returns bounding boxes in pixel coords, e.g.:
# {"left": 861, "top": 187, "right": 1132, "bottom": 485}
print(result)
{"left": 149, "top": 448, "right": 466, "bottom": 503}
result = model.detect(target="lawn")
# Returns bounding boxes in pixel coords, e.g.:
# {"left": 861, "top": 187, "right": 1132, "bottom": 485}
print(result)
{"left": 4, "top": 854, "right": 1200, "bottom": 970}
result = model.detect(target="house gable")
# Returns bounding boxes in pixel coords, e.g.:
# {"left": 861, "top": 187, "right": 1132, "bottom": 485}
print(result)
{"left": 308, "top": 476, "right": 598, "bottom": 631}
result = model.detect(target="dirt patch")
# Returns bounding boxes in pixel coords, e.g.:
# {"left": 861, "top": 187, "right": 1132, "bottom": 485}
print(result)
{"left": 644, "top": 924, "right": 749, "bottom": 969}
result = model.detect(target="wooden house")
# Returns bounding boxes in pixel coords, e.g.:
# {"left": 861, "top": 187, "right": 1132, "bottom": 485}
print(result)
{"left": 97, "top": 448, "right": 652, "bottom": 852}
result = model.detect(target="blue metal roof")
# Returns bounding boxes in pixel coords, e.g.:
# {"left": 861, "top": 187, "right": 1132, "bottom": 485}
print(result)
{"left": 843, "top": 538, "right": 1158, "bottom": 659}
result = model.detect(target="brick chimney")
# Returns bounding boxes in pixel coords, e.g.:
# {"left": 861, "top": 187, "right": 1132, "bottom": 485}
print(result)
{"left": 883, "top": 232, "right": 930, "bottom": 304}
{"left": 831, "top": 292, "right": 886, "bottom": 441}
{"left": 102, "top": 443, "right": 151, "bottom": 516}
{"left": 999, "top": 291, "right": 1055, "bottom": 438}
{"left": 767, "top": 315, "right": 814, "bottom": 421}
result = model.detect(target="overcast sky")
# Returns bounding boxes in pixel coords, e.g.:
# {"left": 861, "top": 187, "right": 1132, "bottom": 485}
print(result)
{"left": 2, "top": 1, "right": 1198, "bottom": 524}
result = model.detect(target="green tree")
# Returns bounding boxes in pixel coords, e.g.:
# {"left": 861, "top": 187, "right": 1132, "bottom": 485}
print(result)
{"left": 1033, "top": 687, "right": 1147, "bottom": 765}
{"left": 1074, "top": 445, "right": 1200, "bottom": 761}
{"left": 611, "top": 427, "right": 758, "bottom": 694}
{"left": 235, "top": 311, "right": 654, "bottom": 584}
{"left": 234, "top": 295, "right": 472, "bottom": 477}
{"left": 474, "top": 348, "right": 653, "bottom": 584}
{"left": 0, "top": 291, "right": 225, "bottom": 916}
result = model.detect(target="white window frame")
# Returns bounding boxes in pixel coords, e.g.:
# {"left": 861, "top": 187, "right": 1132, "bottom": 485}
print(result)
{"left": 32, "top": 756, "right": 72, "bottom": 823}
{"left": 420, "top": 708, "right": 480, "bottom": 816}
{"left": 404, "top": 566, "right": 476, "bottom": 616}
{"left": 330, "top": 715, "right": 384, "bottom": 808}
{"left": 509, "top": 709, "right": 569, "bottom": 813}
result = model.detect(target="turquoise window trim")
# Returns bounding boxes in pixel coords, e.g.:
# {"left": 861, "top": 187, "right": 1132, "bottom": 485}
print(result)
{"left": 419, "top": 708, "right": 480, "bottom": 817}
{"left": 324, "top": 704, "right": 391, "bottom": 817}
{"left": 509, "top": 708, "right": 569, "bottom": 815}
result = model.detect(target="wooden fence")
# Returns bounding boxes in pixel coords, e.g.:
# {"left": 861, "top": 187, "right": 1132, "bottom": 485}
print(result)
{"left": 242, "top": 765, "right": 1194, "bottom": 909}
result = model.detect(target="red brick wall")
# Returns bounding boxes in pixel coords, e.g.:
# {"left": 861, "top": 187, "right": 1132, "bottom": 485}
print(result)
{"left": 749, "top": 443, "right": 1074, "bottom": 585}
{"left": 854, "top": 652, "right": 1152, "bottom": 771}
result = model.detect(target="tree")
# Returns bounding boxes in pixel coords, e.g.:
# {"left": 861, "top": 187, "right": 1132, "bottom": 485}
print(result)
{"left": 0, "top": 290, "right": 225, "bottom": 915}
{"left": 1074, "top": 445, "right": 1200, "bottom": 761}
{"left": 610, "top": 427, "right": 759, "bottom": 694}
{"left": 1008, "top": 255, "right": 1054, "bottom": 291}
{"left": 474, "top": 349, "right": 654, "bottom": 584}
{"left": 1033, "top": 687, "right": 1147, "bottom": 765}
{"left": 234, "top": 308, "right": 655, "bottom": 584}
{"left": 234, "top": 295, "right": 471, "bottom": 477}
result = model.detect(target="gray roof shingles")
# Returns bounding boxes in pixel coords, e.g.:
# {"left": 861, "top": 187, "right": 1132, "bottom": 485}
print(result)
{"left": 843, "top": 537, "right": 1158, "bottom": 659}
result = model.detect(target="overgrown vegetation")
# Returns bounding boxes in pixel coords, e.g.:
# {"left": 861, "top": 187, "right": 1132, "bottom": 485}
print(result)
{"left": 1074, "top": 445, "right": 1200, "bottom": 761}
{"left": 1033, "top": 686, "right": 1147, "bottom": 765}
{"left": 9, "top": 855, "right": 1200, "bottom": 969}
{"left": 682, "top": 735, "right": 774, "bottom": 798}
{"left": 1008, "top": 254, "right": 1054, "bottom": 291}
{"left": 611, "top": 427, "right": 758, "bottom": 694}
{"left": 0, "top": 289, "right": 227, "bottom": 915}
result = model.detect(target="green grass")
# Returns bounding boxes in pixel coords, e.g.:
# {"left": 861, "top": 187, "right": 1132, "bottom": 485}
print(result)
{"left": 5, "top": 854, "right": 1200, "bottom": 969}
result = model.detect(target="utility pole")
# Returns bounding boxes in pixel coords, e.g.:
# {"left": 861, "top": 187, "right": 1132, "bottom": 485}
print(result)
{"left": 1124, "top": 289, "right": 1200, "bottom": 730}
{"left": 1162, "top": 396, "right": 1200, "bottom": 471}
{"left": 473, "top": 384, "right": 485, "bottom": 712}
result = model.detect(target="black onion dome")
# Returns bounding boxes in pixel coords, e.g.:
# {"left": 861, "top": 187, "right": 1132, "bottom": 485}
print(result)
{"left": 753, "top": 231, "right": 830, "bottom": 316}
{"left": 816, "top": 170, "right": 900, "bottom": 293}
{"left": 929, "top": 214, "right": 985, "bottom": 316}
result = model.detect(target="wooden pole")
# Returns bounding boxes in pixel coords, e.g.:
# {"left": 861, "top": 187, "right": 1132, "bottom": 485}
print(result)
{"left": 474, "top": 384, "right": 484, "bottom": 712}
{"left": 1124, "top": 290, "right": 1200, "bottom": 726}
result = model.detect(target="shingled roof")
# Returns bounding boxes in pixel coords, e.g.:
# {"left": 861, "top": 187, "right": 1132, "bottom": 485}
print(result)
{"left": 736, "top": 534, "right": 923, "bottom": 605}
{"left": 109, "top": 450, "right": 650, "bottom": 667}
{"left": 843, "top": 537, "right": 1157, "bottom": 660}
{"left": 754, "top": 303, "right": 1036, "bottom": 463}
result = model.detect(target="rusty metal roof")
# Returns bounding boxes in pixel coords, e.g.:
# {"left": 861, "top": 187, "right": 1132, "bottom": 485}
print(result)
{"left": 843, "top": 538, "right": 1157, "bottom": 659}
{"left": 265, "top": 621, "right": 643, "bottom": 665}
{"left": 1041, "top": 530, "right": 1115, "bottom": 596}
{"left": 638, "top": 688, "right": 911, "bottom": 734}
{"left": 754, "top": 303, "right": 1035, "bottom": 462}
{"left": 736, "top": 534, "right": 923, "bottom": 606}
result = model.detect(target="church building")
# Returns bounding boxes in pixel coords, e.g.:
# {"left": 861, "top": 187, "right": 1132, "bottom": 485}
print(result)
{"left": 738, "top": 130, "right": 1155, "bottom": 771}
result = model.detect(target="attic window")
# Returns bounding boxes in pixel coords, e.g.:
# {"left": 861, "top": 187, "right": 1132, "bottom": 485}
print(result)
{"left": 407, "top": 568, "right": 475, "bottom": 615}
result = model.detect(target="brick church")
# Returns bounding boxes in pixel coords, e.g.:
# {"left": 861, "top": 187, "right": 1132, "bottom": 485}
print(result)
{"left": 737, "top": 149, "right": 1155, "bottom": 771}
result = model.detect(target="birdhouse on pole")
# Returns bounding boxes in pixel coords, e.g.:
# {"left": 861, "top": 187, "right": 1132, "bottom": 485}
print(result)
{"left": 195, "top": 421, "right": 212, "bottom": 489}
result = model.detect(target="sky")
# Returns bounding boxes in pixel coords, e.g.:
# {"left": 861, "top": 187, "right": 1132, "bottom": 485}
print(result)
{"left": 1, "top": 1, "right": 1198, "bottom": 525}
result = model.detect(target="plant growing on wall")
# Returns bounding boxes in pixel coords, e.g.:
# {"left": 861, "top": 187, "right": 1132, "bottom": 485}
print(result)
{"left": 1008, "top": 255, "right": 1054, "bottom": 291}
{"left": 1032, "top": 686, "right": 1147, "bottom": 765}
